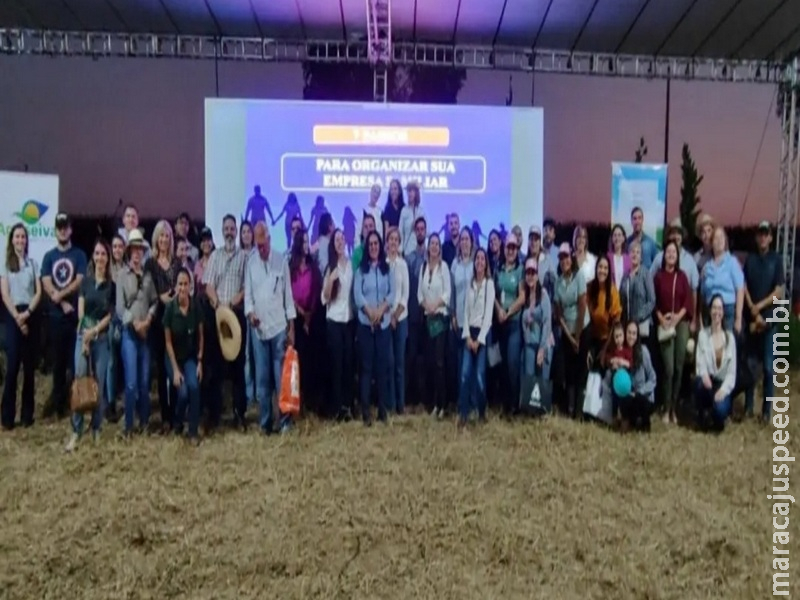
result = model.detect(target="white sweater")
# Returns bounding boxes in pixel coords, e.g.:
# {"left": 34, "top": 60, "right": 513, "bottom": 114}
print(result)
{"left": 388, "top": 255, "right": 409, "bottom": 321}
{"left": 417, "top": 260, "right": 451, "bottom": 317}
{"left": 695, "top": 327, "right": 737, "bottom": 397}
{"left": 461, "top": 277, "right": 495, "bottom": 345}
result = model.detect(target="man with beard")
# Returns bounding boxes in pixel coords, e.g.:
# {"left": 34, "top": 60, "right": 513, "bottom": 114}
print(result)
{"left": 41, "top": 213, "right": 88, "bottom": 418}
{"left": 404, "top": 216, "right": 428, "bottom": 407}
{"left": 626, "top": 207, "right": 658, "bottom": 270}
{"left": 442, "top": 213, "right": 460, "bottom": 268}
{"left": 203, "top": 214, "right": 249, "bottom": 431}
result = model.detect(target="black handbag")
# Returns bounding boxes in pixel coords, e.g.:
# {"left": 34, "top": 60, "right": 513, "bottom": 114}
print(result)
{"left": 520, "top": 369, "right": 552, "bottom": 416}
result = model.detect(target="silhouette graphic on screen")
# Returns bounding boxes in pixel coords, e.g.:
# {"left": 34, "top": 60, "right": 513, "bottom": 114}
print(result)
{"left": 273, "top": 192, "right": 304, "bottom": 248}
{"left": 498, "top": 222, "right": 508, "bottom": 242}
{"left": 244, "top": 185, "right": 274, "bottom": 227}
{"left": 437, "top": 215, "right": 449, "bottom": 238}
{"left": 471, "top": 221, "right": 486, "bottom": 249}
{"left": 342, "top": 207, "right": 357, "bottom": 255}
{"left": 307, "top": 195, "right": 328, "bottom": 246}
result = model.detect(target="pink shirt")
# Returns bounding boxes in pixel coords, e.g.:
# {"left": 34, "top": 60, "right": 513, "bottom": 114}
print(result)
{"left": 291, "top": 266, "right": 317, "bottom": 313}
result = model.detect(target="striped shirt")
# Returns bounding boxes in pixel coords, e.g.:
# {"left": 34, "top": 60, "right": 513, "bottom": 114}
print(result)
{"left": 203, "top": 246, "right": 247, "bottom": 306}
{"left": 245, "top": 250, "right": 296, "bottom": 341}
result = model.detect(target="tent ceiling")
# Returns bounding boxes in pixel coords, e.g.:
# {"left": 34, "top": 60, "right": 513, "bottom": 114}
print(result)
{"left": 2, "top": 0, "right": 799, "bottom": 61}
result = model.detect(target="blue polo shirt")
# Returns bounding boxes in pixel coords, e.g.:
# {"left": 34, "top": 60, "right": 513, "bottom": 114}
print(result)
{"left": 701, "top": 251, "right": 744, "bottom": 306}
{"left": 41, "top": 245, "right": 88, "bottom": 319}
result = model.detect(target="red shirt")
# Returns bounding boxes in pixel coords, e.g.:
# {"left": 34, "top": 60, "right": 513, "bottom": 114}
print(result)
{"left": 653, "top": 269, "right": 693, "bottom": 321}
{"left": 607, "top": 345, "right": 633, "bottom": 364}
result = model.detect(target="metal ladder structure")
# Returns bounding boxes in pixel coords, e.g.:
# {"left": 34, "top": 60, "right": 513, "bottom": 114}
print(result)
{"left": 776, "top": 56, "right": 800, "bottom": 298}
{"left": 366, "top": 0, "right": 391, "bottom": 103}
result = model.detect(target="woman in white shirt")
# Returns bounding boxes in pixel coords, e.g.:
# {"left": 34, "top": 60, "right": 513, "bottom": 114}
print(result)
{"left": 694, "top": 294, "right": 737, "bottom": 432}
{"left": 573, "top": 225, "right": 597, "bottom": 284}
{"left": 418, "top": 233, "right": 451, "bottom": 418}
{"left": 458, "top": 248, "right": 494, "bottom": 427}
{"left": 321, "top": 228, "right": 355, "bottom": 422}
{"left": 450, "top": 227, "right": 474, "bottom": 390}
{"left": 385, "top": 227, "right": 409, "bottom": 415}
{"left": 399, "top": 181, "right": 424, "bottom": 256}
{"left": 364, "top": 183, "right": 384, "bottom": 242}
{"left": 0, "top": 224, "right": 41, "bottom": 430}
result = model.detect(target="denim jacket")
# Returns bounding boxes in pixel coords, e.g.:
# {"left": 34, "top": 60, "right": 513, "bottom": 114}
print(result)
{"left": 522, "top": 288, "right": 552, "bottom": 349}
{"left": 354, "top": 262, "right": 395, "bottom": 329}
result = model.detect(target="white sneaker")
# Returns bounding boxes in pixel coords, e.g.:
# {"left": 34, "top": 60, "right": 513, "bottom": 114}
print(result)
{"left": 437, "top": 408, "right": 444, "bottom": 420}
{"left": 65, "top": 434, "right": 79, "bottom": 453}
{"left": 92, "top": 431, "right": 100, "bottom": 445}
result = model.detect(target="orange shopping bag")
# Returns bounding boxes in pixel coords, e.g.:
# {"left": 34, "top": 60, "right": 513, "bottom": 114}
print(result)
{"left": 279, "top": 345, "right": 301, "bottom": 416}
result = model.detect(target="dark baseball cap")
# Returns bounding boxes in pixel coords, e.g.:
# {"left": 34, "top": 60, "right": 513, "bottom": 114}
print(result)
{"left": 55, "top": 213, "right": 70, "bottom": 228}
{"left": 757, "top": 220, "right": 771, "bottom": 232}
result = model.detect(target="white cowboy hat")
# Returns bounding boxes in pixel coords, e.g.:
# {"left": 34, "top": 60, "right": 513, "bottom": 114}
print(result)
{"left": 215, "top": 306, "right": 242, "bottom": 361}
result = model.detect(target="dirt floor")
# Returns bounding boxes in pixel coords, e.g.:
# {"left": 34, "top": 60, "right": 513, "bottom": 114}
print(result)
{"left": 0, "top": 374, "right": 796, "bottom": 600}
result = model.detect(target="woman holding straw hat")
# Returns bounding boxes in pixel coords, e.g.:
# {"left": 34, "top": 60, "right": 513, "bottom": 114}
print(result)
{"left": 116, "top": 228, "right": 159, "bottom": 436}
{"left": 65, "top": 239, "right": 115, "bottom": 451}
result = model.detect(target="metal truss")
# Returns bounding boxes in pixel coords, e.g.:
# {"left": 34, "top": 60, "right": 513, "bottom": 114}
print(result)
{"left": 366, "top": 0, "right": 392, "bottom": 103}
{"left": 776, "top": 56, "right": 800, "bottom": 297}
{"left": 0, "top": 28, "right": 783, "bottom": 84}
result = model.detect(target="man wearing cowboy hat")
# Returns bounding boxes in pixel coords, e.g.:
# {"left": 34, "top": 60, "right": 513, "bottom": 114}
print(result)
{"left": 245, "top": 222, "right": 296, "bottom": 434}
{"left": 649, "top": 217, "right": 700, "bottom": 332}
{"left": 694, "top": 213, "right": 715, "bottom": 273}
{"left": 203, "top": 213, "right": 249, "bottom": 431}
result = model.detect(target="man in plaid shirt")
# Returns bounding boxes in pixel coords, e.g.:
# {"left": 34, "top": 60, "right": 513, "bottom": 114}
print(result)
{"left": 203, "top": 214, "right": 249, "bottom": 431}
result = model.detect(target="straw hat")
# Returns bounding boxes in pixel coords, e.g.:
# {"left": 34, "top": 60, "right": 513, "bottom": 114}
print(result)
{"left": 695, "top": 213, "right": 715, "bottom": 236}
{"left": 215, "top": 306, "right": 242, "bottom": 361}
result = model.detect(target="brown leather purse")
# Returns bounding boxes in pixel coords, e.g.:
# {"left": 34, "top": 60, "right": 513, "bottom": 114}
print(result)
{"left": 70, "top": 351, "right": 99, "bottom": 413}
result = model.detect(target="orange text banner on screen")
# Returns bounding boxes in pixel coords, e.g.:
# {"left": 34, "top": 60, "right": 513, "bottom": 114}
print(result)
{"left": 313, "top": 125, "right": 450, "bottom": 147}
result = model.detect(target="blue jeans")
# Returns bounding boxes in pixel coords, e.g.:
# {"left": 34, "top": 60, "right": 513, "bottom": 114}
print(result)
{"left": 71, "top": 332, "right": 111, "bottom": 436}
{"left": 166, "top": 358, "right": 201, "bottom": 437}
{"left": 106, "top": 322, "right": 121, "bottom": 413}
{"left": 358, "top": 324, "right": 390, "bottom": 422}
{"left": 252, "top": 329, "right": 288, "bottom": 432}
{"left": 387, "top": 318, "right": 408, "bottom": 413}
{"left": 245, "top": 323, "right": 256, "bottom": 407}
{"left": 121, "top": 328, "right": 151, "bottom": 432}
{"left": 695, "top": 377, "right": 732, "bottom": 431}
{"left": 745, "top": 324, "right": 774, "bottom": 417}
{"left": 498, "top": 319, "right": 522, "bottom": 413}
{"left": 522, "top": 343, "right": 551, "bottom": 381}
{"left": 458, "top": 338, "right": 487, "bottom": 420}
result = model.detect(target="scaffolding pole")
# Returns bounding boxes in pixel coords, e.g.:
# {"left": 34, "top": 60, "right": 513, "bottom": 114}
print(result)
{"left": 0, "top": 28, "right": 782, "bottom": 84}
{"left": 776, "top": 56, "right": 800, "bottom": 298}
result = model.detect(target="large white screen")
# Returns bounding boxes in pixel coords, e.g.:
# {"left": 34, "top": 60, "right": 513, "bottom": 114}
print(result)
{"left": 205, "top": 99, "right": 543, "bottom": 251}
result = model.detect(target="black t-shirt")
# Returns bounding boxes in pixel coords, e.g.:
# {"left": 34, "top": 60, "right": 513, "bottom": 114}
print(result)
{"left": 80, "top": 276, "right": 115, "bottom": 326}
{"left": 162, "top": 297, "right": 202, "bottom": 366}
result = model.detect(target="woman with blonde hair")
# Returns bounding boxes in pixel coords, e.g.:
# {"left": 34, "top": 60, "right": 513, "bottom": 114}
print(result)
{"left": 572, "top": 225, "right": 597, "bottom": 284}
{"left": 145, "top": 219, "right": 182, "bottom": 433}
{"left": 399, "top": 181, "right": 425, "bottom": 256}
{"left": 0, "top": 224, "right": 41, "bottom": 430}
{"left": 385, "top": 227, "right": 410, "bottom": 414}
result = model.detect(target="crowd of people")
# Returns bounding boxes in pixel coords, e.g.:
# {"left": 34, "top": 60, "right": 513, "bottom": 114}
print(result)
{"left": 0, "top": 179, "right": 785, "bottom": 448}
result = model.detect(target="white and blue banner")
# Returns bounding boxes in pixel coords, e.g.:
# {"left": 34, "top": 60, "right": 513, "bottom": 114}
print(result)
{"left": 0, "top": 170, "right": 59, "bottom": 265}
{"left": 611, "top": 162, "right": 668, "bottom": 246}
